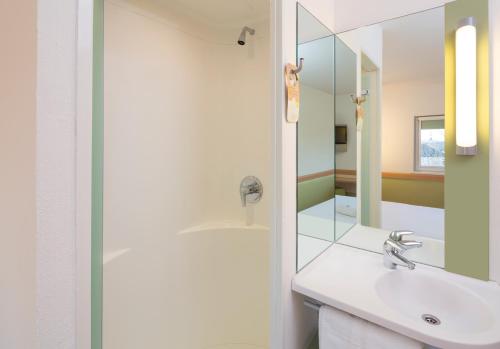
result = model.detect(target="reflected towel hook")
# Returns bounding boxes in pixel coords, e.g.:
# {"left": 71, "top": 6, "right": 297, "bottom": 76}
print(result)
{"left": 350, "top": 89, "right": 369, "bottom": 105}
{"left": 292, "top": 58, "right": 304, "bottom": 74}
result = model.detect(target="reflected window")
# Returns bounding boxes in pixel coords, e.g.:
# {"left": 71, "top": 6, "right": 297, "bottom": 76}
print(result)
{"left": 414, "top": 115, "right": 445, "bottom": 172}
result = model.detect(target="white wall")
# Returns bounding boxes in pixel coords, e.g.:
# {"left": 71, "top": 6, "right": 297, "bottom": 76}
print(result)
{"left": 37, "top": 0, "right": 78, "bottom": 347}
{"left": 337, "top": 24, "right": 383, "bottom": 92}
{"left": 334, "top": 0, "right": 455, "bottom": 33}
{"left": 273, "top": 1, "right": 336, "bottom": 348}
{"left": 0, "top": 2, "right": 36, "bottom": 348}
{"left": 104, "top": 0, "right": 210, "bottom": 253}
{"left": 298, "top": 85, "right": 335, "bottom": 176}
{"left": 382, "top": 79, "right": 444, "bottom": 172}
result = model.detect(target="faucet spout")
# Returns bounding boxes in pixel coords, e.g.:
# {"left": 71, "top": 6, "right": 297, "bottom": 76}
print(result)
{"left": 383, "top": 231, "right": 422, "bottom": 270}
{"left": 240, "top": 189, "right": 249, "bottom": 207}
{"left": 399, "top": 240, "right": 423, "bottom": 250}
{"left": 383, "top": 247, "right": 416, "bottom": 270}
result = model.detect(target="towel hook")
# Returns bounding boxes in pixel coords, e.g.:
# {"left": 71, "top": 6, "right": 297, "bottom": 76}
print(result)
{"left": 292, "top": 58, "right": 304, "bottom": 74}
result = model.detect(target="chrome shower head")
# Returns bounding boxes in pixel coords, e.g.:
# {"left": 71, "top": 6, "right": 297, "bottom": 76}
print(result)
{"left": 238, "top": 26, "right": 255, "bottom": 45}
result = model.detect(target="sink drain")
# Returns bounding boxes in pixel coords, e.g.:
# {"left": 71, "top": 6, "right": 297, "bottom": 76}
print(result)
{"left": 421, "top": 314, "right": 441, "bottom": 325}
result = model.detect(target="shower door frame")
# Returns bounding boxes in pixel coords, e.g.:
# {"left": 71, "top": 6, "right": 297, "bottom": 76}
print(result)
{"left": 75, "top": 1, "right": 288, "bottom": 349}
{"left": 75, "top": 0, "right": 102, "bottom": 348}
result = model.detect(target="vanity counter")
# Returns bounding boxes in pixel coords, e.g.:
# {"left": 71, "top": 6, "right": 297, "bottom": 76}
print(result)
{"left": 292, "top": 242, "right": 500, "bottom": 349}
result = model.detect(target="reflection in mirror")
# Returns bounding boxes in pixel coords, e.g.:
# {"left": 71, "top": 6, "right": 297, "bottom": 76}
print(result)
{"left": 296, "top": 4, "right": 334, "bottom": 270}
{"left": 335, "top": 7, "right": 445, "bottom": 268}
{"left": 334, "top": 37, "right": 357, "bottom": 240}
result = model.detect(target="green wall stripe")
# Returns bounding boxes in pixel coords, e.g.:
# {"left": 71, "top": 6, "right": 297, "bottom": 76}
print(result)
{"left": 92, "top": 0, "right": 104, "bottom": 347}
{"left": 444, "top": 0, "right": 489, "bottom": 280}
{"left": 297, "top": 175, "right": 335, "bottom": 211}
{"left": 382, "top": 178, "right": 444, "bottom": 209}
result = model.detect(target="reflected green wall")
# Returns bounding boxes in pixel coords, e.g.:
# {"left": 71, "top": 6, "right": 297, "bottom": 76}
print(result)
{"left": 92, "top": 0, "right": 104, "bottom": 347}
{"left": 445, "top": 0, "right": 489, "bottom": 280}
{"left": 382, "top": 178, "right": 444, "bottom": 209}
{"left": 297, "top": 175, "right": 335, "bottom": 211}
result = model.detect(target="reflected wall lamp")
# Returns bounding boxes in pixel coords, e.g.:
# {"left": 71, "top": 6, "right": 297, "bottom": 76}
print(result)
{"left": 455, "top": 17, "right": 477, "bottom": 155}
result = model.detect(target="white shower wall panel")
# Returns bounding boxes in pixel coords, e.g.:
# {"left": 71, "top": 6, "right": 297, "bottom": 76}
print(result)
{"left": 104, "top": 0, "right": 270, "bottom": 250}
{"left": 103, "top": 0, "right": 270, "bottom": 348}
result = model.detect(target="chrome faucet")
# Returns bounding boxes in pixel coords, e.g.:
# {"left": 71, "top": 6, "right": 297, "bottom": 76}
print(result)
{"left": 383, "top": 231, "right": 422, "bottom": 270}
{"left": 240, "top": 176, "right": 263, "bottom": 207}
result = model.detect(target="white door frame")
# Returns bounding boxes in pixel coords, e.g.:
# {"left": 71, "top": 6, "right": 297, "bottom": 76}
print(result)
{"left": 76, "top": 0, "right": 94, "bottom": 348}
{"left": 489, "top": 0, "right": 500, "bottom": 284}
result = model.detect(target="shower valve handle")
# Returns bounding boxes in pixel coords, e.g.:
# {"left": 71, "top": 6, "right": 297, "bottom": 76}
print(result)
{"left": 240, "top": 176, "right": 263, "bottom": 207}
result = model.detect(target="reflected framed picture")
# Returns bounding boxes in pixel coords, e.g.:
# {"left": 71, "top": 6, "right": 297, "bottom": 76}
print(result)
{"left": 335, "top": 124, "right": 348, "bottom": 152}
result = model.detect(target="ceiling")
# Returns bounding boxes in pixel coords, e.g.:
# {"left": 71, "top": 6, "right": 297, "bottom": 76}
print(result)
{"left": 164, "top": 0, "right": 269, "bottom": 26}
{"left": 298, "top": 5, "right": 444, "bottom": 94}
{"left": 297, "top": 5, "right": 333, "bottom": 44}
{"left": 381, "top": 7, "right": 444, "bottom": 84}
{"left": 334, "top": 0, "right": 454, "bottom": 33}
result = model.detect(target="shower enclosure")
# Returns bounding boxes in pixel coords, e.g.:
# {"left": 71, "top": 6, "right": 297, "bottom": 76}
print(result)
{"left": 96, "top": 0, "right": 271, "bottom": 348}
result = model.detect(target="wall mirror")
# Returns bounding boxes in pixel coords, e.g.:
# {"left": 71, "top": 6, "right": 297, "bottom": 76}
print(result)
{"left": 335, "top": 6, "right": 445, "bottom": 268}
{"left": 333, "top": 36, "right": 357, "bottom": 240}
{"left": 296, "top": 4, "right": 336, "bottom": 270}
{"left": 297, "top": 6, "right": 446, "bottom": 271}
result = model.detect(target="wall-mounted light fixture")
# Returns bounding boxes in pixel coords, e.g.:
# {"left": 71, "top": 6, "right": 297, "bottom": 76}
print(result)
{"left": 455, "top": 17, "right": 477, "bottom": 155}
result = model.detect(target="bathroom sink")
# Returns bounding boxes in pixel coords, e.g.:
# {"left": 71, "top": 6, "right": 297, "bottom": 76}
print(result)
{"left": 375, "top": 271, "right": 494, "bottom": 333}
{"left": 292, "top": 240, "right": 500, "bottom": 349}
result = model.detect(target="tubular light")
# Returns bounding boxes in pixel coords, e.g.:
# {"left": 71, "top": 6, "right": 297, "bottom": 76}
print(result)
{"left": 455, "top": 17, "right": 477, "bottom": 155}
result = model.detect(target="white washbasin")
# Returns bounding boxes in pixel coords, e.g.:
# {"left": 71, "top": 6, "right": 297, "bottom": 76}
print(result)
{"left": 376, "top": 271, "right": 495, "bottom": 334}
{"left": 292, "top": 242, "right": 500, "bottom": 348}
